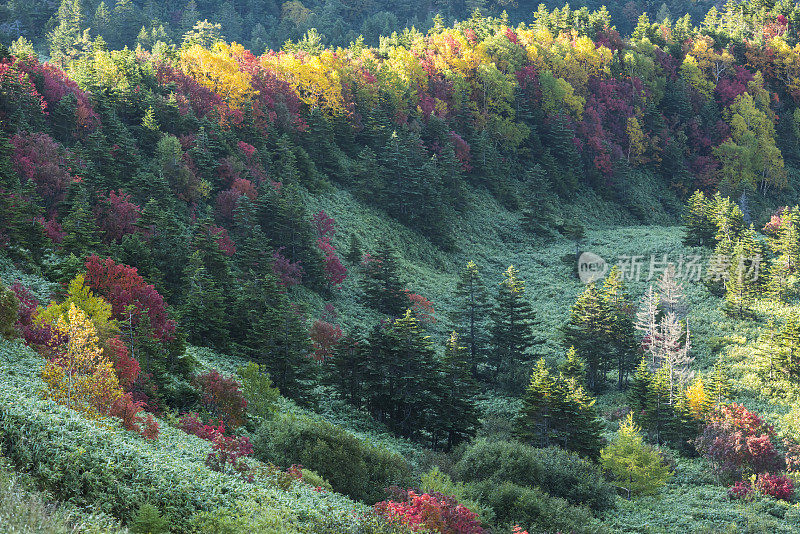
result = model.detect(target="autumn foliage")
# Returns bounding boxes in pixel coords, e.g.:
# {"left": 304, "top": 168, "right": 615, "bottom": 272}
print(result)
{"left": 374, "top": 487, "right": 484, "bottom": 534}
{"left": 41, "top": 304, "right": 123, "bottom": 419}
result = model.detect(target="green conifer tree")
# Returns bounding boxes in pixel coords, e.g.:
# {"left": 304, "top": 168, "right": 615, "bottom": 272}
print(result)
{"left": 490, "top": 265, "right": 540, "bottom": 389}
{"left": 451, "top": 261, "right": 491, "bottom": 379}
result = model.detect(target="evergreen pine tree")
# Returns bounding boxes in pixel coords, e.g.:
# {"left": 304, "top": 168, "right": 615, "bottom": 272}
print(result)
{"left": 601, "top": 266, "right": 637, "bottom": 388}
{"left": 437, "top": 332, "right": 480, "bottom": 451}
{"left": 629, "top": 358, "right": 653, "bottom": 420}
{"left": 559, "top": 346, "right": 586, "bottom": 385}
{"left": 707, "top": 361, "right": 731, "bottom": 406}
{"left": 451, "top": 261, "right": 491, "bottom": 379}
{"left": 562, "top": 282, "right": 609, "bottom": 391}
{"left": 517, "top": 358, "right": 602, "bottom": 459}
{"left": 0, "top": 279, "right": 19, "bottom": 340}
{"left": 767, "top": 206, "right": 800, "bottom": 300}
{"left": 682, "top": 190, "right": 715, "bottom": 247}
{"left": 61, "top": 191, "right": 100, "bottom": 256}
{"left": 490, "top": 265, "right": 540, "bottom": 389}
{"left": 361, "top": 243, "right": 407, "bottom": 316}
{"left": 181, "top": 251, "right": 228, "bottom": 349}
{"left": 345, "top": 233, "right": 363, "bottom": 265}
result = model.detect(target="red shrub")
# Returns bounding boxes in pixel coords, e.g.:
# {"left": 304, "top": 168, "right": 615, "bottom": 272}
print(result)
{"left": 272, "top": 248, "right": 303, "bottom": 287}
{"left": 756, "top": 473, "right": 794, "bottom": 501}
{"left": 142, "top": 414, "right": 159, "bottom": 440}
{"left": 9, "top": 132, "right": 73, "bottom": 210}
{"left": 205, "top": 433, "right": 253, "bottom": 480}
{"left": 404, "top": 291, "right": 436, "bottom": 324}
{"left": 110, "top": 393, "right": 158, "bottom": 439}
{"left": 374, "top": 487, "right": 484, "bottom": 534}
{"left": 104, "top": 336, "right": 140, "bottom": 390}
{"left": 728, "top": 480, "right": 754, "bottom": 501}
{"left": 110, "top": 393, "right": 146, "bottom": 432}
{"left": 696, "top": 404, "right": 783, "bottom": 482}
{"left": 309, "top": 319, "right": 342, "bottom": 362}
{"left": 178, "top": 412, "right": 226, "bottom": 441}
{"left": 95, "top": 190, "right": 141, "bottom": 244}
{"left": 195, "top": 369, "right": 248, "bottom": 429}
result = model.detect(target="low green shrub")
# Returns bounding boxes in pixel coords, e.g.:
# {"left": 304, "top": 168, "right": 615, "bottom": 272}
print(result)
{"left": 469, "top": 480, "right": 607, "bottom": 533}
{"left": 454, "top": 439, "right": 614, "bottom": 511}
{"left": 301, "top": 468, "right": 333, "bottom": 492}
{"left": 0, "top": 341, "right": 376, "bottom": 533}
{"left": 253, "top": 413, "right": 412, "bottom": 503}
{"left": 0, "top": 456, "right": 126, "bottom": 534}
{"left": 130, "top": 503, "right": 170, "bottom": 534}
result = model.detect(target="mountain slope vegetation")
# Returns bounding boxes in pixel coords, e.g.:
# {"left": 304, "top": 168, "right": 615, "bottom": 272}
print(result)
{"left": 4, "top": 2, "right": 800, "bottom": 532}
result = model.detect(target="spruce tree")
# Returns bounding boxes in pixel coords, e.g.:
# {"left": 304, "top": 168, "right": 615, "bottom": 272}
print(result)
{"left": 517, "top": 358, "right": 602, "bottom": 459}
{"left": 437, "top": 332, "right": 480, "bottom": 451}
{"left": 181, "top": 251, "right": 228, "bottom": 350}
{"left": 601, "top": 266, "right": 637, "bottom": 388}
{"left": 61, "top": 191, "right": 100, "bottom": 256}
{"left": 490, "top": 265, "right": 540, "bottom": 389}
{"left": 451, "top": 261, "right": 491, "bottom": 379}
{"left": 562, "top": 282, "right": 609, "bottom": 391}
{"left": 628, "top": 358, "right": 653, "bottom": 419}
{"left": 0, "top": 279, "right": 19, "bottom": 340}
{"left": 778, "top": 314, "right": 800, "bottom": 379}
{"left": 364, "top": 311, "right": 442, "bottom": 440}
{"left": 707, "top": 361, "right": 731, "bottom": 406}
{"left": 682, "top": 190, "right": 715, "bottom": 247}
{"left": 560, "top": 346, "right": 586, "bottom": 384}
{"left": 725, "top": 235, "right": 757, "bottom": 316}
{"left": 361, "top": 243, "right": 407, "bottom": 317}
{"left": 345, "top": 233, "right": 363, "bottom": 264}
{"left": 767, "top": 206, "right": 799, "bottom": 300}
{"left": 327, "top": 335, "right": 368, "bottom": 407}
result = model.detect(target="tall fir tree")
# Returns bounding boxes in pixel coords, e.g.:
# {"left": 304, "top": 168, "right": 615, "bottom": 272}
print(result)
{"left": 683, "top": 190, "right": 715, "bottom": 247}
{"left": 451, "top": 261, "right": 491, "bottom": 379}
{"left": 600, "top": 266, "right": 637, "bottom": 388}
{"left": 490, "top": 265, "right": 540, "bottom": 390}
{"left": 562, "top": 282, "right": 609, "bottom": 391}
{"left": 361, "top": 243, "right": 407, "bottom": 317}
{"left": 436, "top": 332, "right": 480, "bottom": 451}
{"left": 516, "top": 358, "right": 603, "bottom": 459}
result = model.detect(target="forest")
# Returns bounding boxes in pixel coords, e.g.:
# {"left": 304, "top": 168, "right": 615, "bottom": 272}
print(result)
{"left": 5, "top": 0, "right": 800, "bottom": 532}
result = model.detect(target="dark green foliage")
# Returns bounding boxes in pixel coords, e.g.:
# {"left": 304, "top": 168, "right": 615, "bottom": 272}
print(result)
{"left": 360, "top": 243, "right": 407, "bottom": 317}
{"left": 450, "top": 261, "right": 491, "bottom": 379}
{"left": 181, "top": 251, "right": 228, "bottom": 350}
{"left": 563, "top": 267, "right": 636, "bottom": 391}
{"left": 683, "top": 190, "right": 716, "bottom": 247}
{"left": 627, "top": 358, "right": 697, "bottom": 449}
{"left": 252, "top": 414, "right": 412, "bottom": 504}
{"left": 490, "top": 266, "right": 541, "bottom": 390}
{"left": 130, "top": 503, "right": 170, "bottom": 534}
{"left": 61, "top": 191, "right": 100, "bottom": 256}
{"left": 472, "top": 480, "right": 602, "bottom": 534}
{"left": 516, "top": 359, "right": 603, "bottom": 459}
{"left": 454, "top": 438, "right": 615, "bottom": 512}
{"left": 0, "top": 280, "right": 19, "bottom": 340}
{"left": 230, "top": 273, "right": 315, "bottom": 403}
{"left": 437, "top": 332, "right": 481, "bottom": 451}
{"left": 361, "top": 311, "right": 444, "bottom": 441}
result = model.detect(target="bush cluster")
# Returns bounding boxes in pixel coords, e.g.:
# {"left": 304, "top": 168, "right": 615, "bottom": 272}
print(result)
{"left": 253, "top": 412, "right": 413, "bottom": 504}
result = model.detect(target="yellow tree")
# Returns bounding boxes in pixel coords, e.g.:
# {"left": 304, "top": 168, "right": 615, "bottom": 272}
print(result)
{"left": 42, "top": 304, "right": 123, "bottom": 418}
{"left": 626, "top": 116, "right": 646, "bottom": 164}
{"left": 36, "top": 274, "right": 118, "bottom": 342}
{"left": 180, "top": 42, "right": 255, "bottom": 110}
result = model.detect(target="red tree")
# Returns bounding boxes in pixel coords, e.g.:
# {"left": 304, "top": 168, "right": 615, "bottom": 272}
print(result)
{"left": 195, "top": 369, "right": 248, "bottom": 429}
{"left": 84, "top": 255, "right": 176, "bottom": 341}
{"left": 95, "top": 190, "right": 141, "bottom": 244}
{"left": 10, "top": 132, "right": 73, "bottom": 210}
